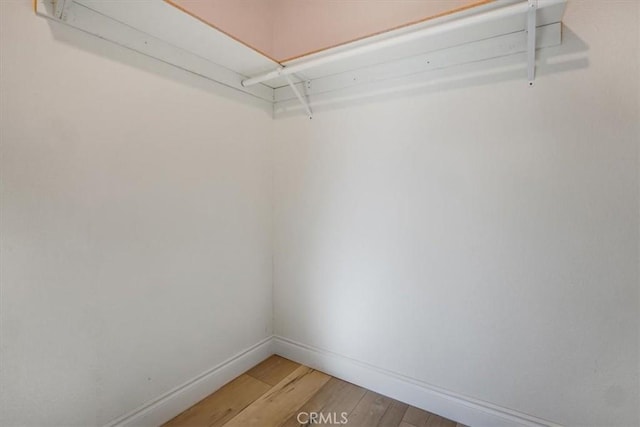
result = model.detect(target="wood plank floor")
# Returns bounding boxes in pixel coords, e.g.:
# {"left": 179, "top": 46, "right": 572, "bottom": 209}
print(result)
{"left": 164, "top": 355, "right": 467, "bottom": 427}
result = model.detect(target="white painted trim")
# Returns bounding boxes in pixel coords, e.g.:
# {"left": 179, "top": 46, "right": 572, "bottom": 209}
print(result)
{"left": 104, "top": 337, "right": 274, "bottom": 427}
{"left": 272, "top": 336, "right": 563, "bottom": 427}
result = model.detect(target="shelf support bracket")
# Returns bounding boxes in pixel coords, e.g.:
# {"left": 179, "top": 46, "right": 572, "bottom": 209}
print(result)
{"left": 284, "top": 74, "right": 313, "bottom": 119}
{"left": 527, "top": 0, "right": 538, "bottom": 85}
{"left": 53, "top": 0, "right": 74, "bottom": 21}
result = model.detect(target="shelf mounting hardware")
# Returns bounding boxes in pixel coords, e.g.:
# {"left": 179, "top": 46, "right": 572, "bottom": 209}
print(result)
{"left": 527, "top": 0, "right": 538, "bottom": 85}
{"left": 284, "top": 74, "right": 313, "bottom": 119}
{"left": 54, "top": 0, "right": 74, "bottom": 21}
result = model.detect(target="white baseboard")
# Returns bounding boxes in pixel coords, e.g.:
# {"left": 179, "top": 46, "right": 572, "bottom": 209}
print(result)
{"left": 272, "top": 335, "right": 562, "bottom": 427}
{"left": 104, "top": 335, "right": 561, "bottom": 427}
{"left": 105, "top": 336, "right": 274, "bottom": 427}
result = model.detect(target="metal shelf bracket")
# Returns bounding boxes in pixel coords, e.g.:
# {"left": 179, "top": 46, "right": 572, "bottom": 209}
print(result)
{"left": 284, "top": 74, "right": 313, "bottom": 119}
{"left": 54, "top": 0, "right": 74, "bottom": 21}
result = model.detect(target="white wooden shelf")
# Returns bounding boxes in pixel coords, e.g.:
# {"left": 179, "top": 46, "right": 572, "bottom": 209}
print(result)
{"left": 36, "top": 0, "right": 567, "bottom": 117}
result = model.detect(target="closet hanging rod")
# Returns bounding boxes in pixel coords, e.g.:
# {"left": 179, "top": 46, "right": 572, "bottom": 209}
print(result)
{"left": 241, "top": 0, "right": 563, "bottom": 87}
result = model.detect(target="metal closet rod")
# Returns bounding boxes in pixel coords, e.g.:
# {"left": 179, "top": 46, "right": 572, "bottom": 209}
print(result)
{"left": 241, "top": 0, "right": 562, "bottom": 87}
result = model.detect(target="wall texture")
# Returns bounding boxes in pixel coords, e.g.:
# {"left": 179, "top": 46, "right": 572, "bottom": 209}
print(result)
{"left": 273, "top": 1, "right": 639, "bottom": 426}
{"left": 0, "top": 1, "right": 273, "bottom": 426}
{"left": 2, "top": 1, "right": 639, "bottom": 427}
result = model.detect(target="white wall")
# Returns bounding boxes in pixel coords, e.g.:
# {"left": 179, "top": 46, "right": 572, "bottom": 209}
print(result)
{"left": 273, "top": 1, "right": 640, "bottom": 426}
{"left": 0, "top": 1, "right": 273, "bottom": 426}
{"left": 2, "top": 1, "right": 639, "bottom": 427}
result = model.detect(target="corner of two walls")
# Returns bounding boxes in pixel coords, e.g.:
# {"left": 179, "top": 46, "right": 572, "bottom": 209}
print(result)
{"left": 2, "top": 1, "right": 639, "bottom": 427}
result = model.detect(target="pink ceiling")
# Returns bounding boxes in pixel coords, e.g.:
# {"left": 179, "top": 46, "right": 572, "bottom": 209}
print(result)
{"left": 166, "top": 0, "right": 275, "bottom": 58}
{"left": 167, "top": 0, "right": 491, "bottom": 63}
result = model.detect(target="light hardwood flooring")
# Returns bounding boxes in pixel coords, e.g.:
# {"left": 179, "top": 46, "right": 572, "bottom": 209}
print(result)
{"left": 164, "top": 355, "right": 467, "bottom": 427}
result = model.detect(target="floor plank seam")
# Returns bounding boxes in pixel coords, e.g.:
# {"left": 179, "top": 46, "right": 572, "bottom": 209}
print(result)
{"left": 166, "top": 356, "right": 459, "bottom": 427}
